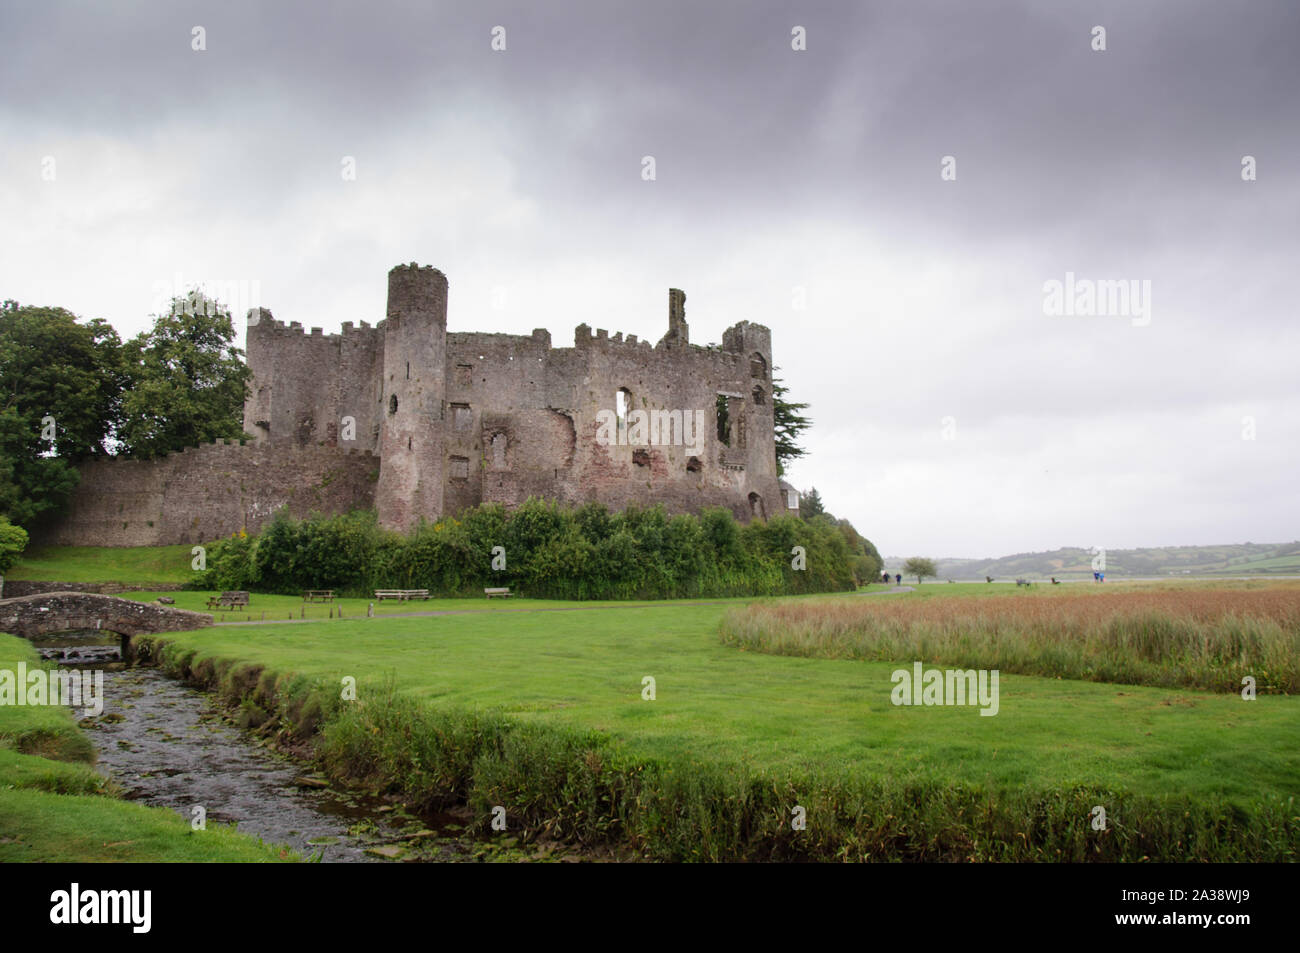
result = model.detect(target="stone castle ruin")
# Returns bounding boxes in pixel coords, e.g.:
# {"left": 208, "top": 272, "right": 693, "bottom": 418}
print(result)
{"left": 39, "top": 263, "right": 790, "bottom": 546}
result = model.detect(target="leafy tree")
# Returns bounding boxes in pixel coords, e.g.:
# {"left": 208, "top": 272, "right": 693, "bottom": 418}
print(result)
{"left": 771, "top": 369, "right": 811, "bottom": 477}
{"left": 798, "top": 486, "right": 825, "bottom": 519}
{"left": 202, "top": 530, "right": 259, "bottom": 591}
{"left": 836, "top": 517, "right": 884, "bottom": 584}
{"left": 0, "top": 515, "right": 28, "bottom": 574}
{"left": 0, "top": 300, "right": 124, "bottom": 526}
{"left": 791, "top": 488, "right": 881, "bottom": 586}
{"left": 250, "top": 508, "right": 302, "bottom": 593}
{"left": 117, "top": 291, "right": 251, "bottom": 459}
{"left": 903, "top": 556, "right": 938, "bottom": 585}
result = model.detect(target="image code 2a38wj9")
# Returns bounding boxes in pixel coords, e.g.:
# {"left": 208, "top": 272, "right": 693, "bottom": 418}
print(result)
{"left": 1, "top": 0, "right": 1294, "bottom": 936}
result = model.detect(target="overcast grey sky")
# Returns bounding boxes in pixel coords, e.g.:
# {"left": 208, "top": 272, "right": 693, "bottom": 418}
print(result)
{"left": 2, "top": 1, "right": 1296, "bottom": 558}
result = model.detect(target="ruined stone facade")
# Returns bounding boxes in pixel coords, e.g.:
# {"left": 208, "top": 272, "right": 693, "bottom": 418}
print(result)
{"left": 244, "top": 263, "right": 785, "bottom": 534}
{"left": 38, "top": 263, "right": 786, "bottom": 546}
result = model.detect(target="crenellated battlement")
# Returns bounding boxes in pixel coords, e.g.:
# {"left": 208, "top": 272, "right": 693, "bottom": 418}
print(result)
{"left": 174, "top": 439, "right": 376, "bottom": 459}
{"left": 43, "top": 263, "right": 785, "bottom": 547}
{"left": 572, "top": 324, "right": 657, "bottom": 353}
{"left": 249, "top": 312, "right": 385, "bottom": 343}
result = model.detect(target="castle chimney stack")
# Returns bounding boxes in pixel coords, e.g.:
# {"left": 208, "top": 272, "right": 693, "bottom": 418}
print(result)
{"left": 665, "top": 288, "right": 688, "bottom": 346}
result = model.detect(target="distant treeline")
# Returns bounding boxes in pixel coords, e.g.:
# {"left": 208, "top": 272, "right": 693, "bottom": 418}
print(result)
{"left": 195, "top": 500, "right": 864, "bottom": 599}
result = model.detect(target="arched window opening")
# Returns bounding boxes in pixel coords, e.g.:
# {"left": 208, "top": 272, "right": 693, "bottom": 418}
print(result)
{"left": 715, "top": 394, "right": 730, "bottom": 446}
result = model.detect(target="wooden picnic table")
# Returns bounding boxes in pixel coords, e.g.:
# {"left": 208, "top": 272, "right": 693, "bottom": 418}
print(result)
{"left": 374, "top": 589, "right": 431, "bottom": 601}
{"left": 302, "top": 590, "right": 335, "bottom": 602}
{"left": 207, "top": 590, "right": 250, "bottom": 609}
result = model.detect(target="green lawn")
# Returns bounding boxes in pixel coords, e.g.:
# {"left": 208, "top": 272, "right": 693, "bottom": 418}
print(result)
{"left": 117, "top": 588, "right": 780, "bottom": 621}
{"left": 143, "top": 600, "right": 1300, "bottom": 806}
{"left": 120, "top": 579, "right": 1211, "bottom": 621}
{"left": 0, "top": 789, "right": 299, "bottom": 862}
{"left": 7, "top": 544, "right": 198, "bottom": 584}
{"left": 0, "top": 633, "right": 294, "bottom": 862}
{"left": 8, "top": 545, "right": 1299, "bottom": 859}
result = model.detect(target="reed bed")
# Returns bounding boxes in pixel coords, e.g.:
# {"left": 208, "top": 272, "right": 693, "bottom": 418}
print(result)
{"left": 720, "top": 588, "right": 1300, "bottom": 693}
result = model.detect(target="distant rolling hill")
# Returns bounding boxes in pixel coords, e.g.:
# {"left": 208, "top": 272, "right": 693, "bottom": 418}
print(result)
{"left": 884, "top": 541, "right": 1300, "bottom": 580}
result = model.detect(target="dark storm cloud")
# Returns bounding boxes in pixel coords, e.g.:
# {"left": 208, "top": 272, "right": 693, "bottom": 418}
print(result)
{"left": 6, "top": 2, "right": 1297, "bottom": 258}
{"left": 2, "top": 0, "right": 1296, "bottom": 554}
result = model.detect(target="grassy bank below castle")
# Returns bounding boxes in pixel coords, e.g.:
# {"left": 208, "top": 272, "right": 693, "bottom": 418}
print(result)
{"left": 131, "top": 589, "right": 1300, "bottom": 861}
{"left": 5, "top": 543, "right": 197, "bottom": 585}
{"left": 0, "top": 633, "right": 295, "bottom": 862}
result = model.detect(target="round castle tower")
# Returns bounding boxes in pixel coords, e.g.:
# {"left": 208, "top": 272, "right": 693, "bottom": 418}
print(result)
{"left": 374, "top": 263, "right": 448, "bottom": 533}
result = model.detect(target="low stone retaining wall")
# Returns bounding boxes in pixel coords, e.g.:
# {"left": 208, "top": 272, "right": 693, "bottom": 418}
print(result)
{"left": 0, "top": 581, "right": 187, "bottom": 598}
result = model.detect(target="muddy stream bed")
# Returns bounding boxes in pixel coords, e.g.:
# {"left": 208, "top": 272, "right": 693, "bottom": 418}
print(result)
{"left": 36, "top": 633, "right": 586, "bottom": 863}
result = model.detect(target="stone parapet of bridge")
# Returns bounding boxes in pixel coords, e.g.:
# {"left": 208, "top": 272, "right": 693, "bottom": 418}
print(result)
{"left": 0, "top": 592, "right": 213, "bottom": 640}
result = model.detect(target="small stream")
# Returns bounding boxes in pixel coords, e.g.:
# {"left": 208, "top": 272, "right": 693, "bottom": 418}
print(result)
{"left": 35, "top": 633, "right": 486, "bottom": 863}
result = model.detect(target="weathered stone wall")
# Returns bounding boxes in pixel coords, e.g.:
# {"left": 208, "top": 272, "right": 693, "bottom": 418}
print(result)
{"left": 439, "top": 296, "right": 782, "bottom": 521}
{"left": 554, "top": 318, "right": 782, "bottom": 521}
{"left": 0, "top": 591, "right": 212, "bottom": 639}
{"left": 40, "top": 265, "right": 786, "bottom": 546}
{"left": 34, "top": 442, "right": 378, "bottom": 547}
{"left": 244, "top": 310, "right": 385, "bottom": 450}
{"left": 1, "top": 581, "right": 185, "bottom": 597}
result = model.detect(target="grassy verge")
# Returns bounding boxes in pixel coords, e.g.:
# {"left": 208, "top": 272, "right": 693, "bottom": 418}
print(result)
{"left": 0, "top": 790, "right": 301, "bottom": 862}
{"left": 720, "top": 586, "right": 1300, "bottom": 693}
{"left": 6, "top": 544, "right": 198, "bottom": 584}
{"left": 116, "top": 588, "right": 807, "bottom": 621}
{"left": 0, "top": 633, "right": 296, "bottom": 862}
{"left": 130, "top": 593, "right": 1300, "bottom": 862}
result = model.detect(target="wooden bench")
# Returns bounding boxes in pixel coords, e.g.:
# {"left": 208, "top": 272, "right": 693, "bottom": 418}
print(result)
{"left": 302, "top": 590, "right": 335, "bottom": 603}
{"left": 373, "top": 589, "right": 430, "bottom": 601}
{"left": 207, "top": 590, "right": 250, "bottom": 610}
{"left": 484, "top": 587, "right": 512, "bottom": 599}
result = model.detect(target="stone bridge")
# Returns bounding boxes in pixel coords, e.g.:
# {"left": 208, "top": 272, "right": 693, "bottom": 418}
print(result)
{"left": 0, "top": 592, "right": 211, "bottom": 657}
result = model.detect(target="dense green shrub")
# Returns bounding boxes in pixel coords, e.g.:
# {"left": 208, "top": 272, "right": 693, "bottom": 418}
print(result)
{"left": 198, "top": 499, "right": 861, "bottom": 600}
{"left": 204, "top": 529, "right": 258, "bottom": 591}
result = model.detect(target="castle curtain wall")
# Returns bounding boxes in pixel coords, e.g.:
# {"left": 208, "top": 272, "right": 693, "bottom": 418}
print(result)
{"left": 34, "top": 443, "right": 378, "bottom": 547}
{"left": 35, "top": 266, "right": 784, "bottom": 546}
